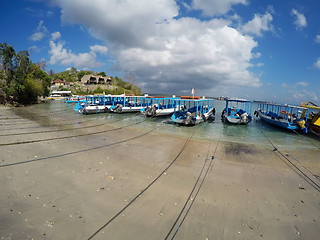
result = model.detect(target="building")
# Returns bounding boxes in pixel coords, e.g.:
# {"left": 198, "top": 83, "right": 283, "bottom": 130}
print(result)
{"left": 52, "top": 79, "right": 65, "bottom": 86}
{"left": 80, "top": 75, "right": 112, "bottom": 85}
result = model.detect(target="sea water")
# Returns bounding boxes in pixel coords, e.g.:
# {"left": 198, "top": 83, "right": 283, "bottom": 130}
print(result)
{"left": 18, "top": 100, "right": 320, "bottom": 152}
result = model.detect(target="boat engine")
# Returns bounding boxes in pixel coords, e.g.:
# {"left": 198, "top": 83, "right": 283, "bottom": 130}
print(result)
{"left": 145, "top": 105, "right": 157, "bottom": 117}
{"left": 184, "top": 112, "right": 195, "bottom": 125}
{"left": 241, "top": 112, "right": 248, "bottom": 122}
{"left": 113, "top": 104, "right": 123, "bottom": 113}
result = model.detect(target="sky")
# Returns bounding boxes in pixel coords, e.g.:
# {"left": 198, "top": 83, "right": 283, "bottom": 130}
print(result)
{"left": 1, "top": 0, "right": 320, "bottom": 105}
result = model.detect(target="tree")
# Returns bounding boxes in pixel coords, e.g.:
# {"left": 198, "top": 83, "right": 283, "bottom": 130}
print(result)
{"left": 0, "top": 43, "right": 52, "bottom": 105}
{"left": 0, "top": 43, "right": 15, "bottom": 84}
{"left": 97, "top": 71, "right": 106, "bottom": 77}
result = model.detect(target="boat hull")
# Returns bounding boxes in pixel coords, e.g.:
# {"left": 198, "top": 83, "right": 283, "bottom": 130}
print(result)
{"left": 258, "top": 112, "right": 298, "bottom": 130}
{"left": 171, "top": 108, "right": 215, "bottom": 126}
{"left": 309, "top": 123, "right": 320, "bottom": 134}
{"left": 221, "top": 113, "right": 252, "bottom": 125}
{"left": 80, "top": 105, "right": 108, "bottom": 114}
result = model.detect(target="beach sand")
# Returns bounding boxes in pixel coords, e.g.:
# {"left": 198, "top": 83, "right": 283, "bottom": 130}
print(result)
{"left": 0, "top": 105, "right": 320, "bottom": 240}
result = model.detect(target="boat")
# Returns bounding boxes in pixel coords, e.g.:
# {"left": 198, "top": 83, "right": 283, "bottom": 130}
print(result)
{"left": 79, "top": 104, "right": 109, "bottom": 114}
{"left": 66, "top": 95, "right": 85, "bottom": 103}
{"left": 140, "top": 97, "right": 182, "bottom": 117}
{"left": 109, "top": 96, "right": 149, "bottom": 113}
{"left": 46, "top": 94, "right": 65, "bottom": 100}
{"left": 255, "top": 102, "right": 308, "bottom": 133}
{"left": 300, "top": 102, "right": 320, "bottom": 135}
{"left": 171, "top": 98, "right": 215, "bottom": 126}
{"left": 221, "top": 99, "right": 252, "bottom": 125}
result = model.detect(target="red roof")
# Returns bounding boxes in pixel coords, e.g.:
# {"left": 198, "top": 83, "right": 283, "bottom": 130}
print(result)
{"left": 53, "top": 79, "right": 64, "bottom": 83}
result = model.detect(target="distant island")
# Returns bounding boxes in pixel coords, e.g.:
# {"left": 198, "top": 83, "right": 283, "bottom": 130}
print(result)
{"left": 0, "top": 43, "right": 142, "bottom": 106}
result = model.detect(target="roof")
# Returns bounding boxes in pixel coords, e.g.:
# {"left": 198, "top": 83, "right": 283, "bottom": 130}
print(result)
{"left": 52, "top": 79, "right": 64, "bottom": 83}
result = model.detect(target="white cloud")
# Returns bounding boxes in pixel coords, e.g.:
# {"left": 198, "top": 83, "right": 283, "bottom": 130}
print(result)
{"left": 29, "top": 45, "right": 40, "bottom": 53}
{"left": 90, "top": 45, "right": 108, "bottom": 54}
{"left": 291, "top": 9, "right": 307, "bottom": 30}
{"left": 192, "top": 0, "right": 248, "bottom": 16}
{"left": 51, "top": 32, "right": 61, "bottom": 41}
{"left": 314, "top": 58, "right": 320, "bottom": 70}
{"left": 296, "top": 81, "right": 309, "bottom": 87}
{"left": 292, "top": 90, "right": 318, "bottom": 102}
{"left": 48, "top": 33, "right": 108, "bottom": 69}
{"left": 51, "top": 0, "right": 262, "bottom": 94}
{"left": 29, "top": 20, "right": 48, "bottom": 41}
{"left": 240, "top": 11, "right": 273, "bottom": 37}
{"left": 315, "top": 35, "right": 320, "bottom": 44}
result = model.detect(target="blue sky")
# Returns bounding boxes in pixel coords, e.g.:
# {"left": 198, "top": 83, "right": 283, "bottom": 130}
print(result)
{"left": 1, "top": 0, "right": 319, "bottom": 104}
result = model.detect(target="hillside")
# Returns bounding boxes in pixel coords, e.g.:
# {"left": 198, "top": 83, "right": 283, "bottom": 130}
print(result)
{"left": 50, "top": 68, "right": 142, "bottom": 96}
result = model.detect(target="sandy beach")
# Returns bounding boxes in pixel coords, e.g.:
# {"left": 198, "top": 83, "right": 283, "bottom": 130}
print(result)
{"left": 0, "top": 105, "right": 320, "bottom": 240}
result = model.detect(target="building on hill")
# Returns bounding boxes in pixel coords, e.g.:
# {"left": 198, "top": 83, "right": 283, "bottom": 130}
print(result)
{"left": 52, "top": 79, "right": 65, "bottom": 86}
{"left": 81, "top": 75, "right": 112, "bottom": 85}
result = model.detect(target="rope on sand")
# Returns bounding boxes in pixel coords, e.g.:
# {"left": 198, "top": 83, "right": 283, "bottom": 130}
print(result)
{"left": 87, "top": 127, "right": 197, "bottom": 240}
{"left": 166, "top": 130, "right": 222, "bottom": 240}
{"left": 258, "top": 126, "right": 320, "bottom": 193}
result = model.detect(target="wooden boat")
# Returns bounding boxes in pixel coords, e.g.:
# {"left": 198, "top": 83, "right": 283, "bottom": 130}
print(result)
{"left": 300, "top": 102, "right": 320, "bottom": 135}
{"left": 140, "top": 97, "right": 182, "bottom": 117}
{"left": 255, "top": 102, "right": 308, "bottom": 133}
{"left": 221, "top": 99, "right": 252, "bottom": 125}
{"left": 171, "top": 99, "right": 215, "bottom": 126}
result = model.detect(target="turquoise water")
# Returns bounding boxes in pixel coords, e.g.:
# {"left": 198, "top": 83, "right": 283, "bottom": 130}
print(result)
{"left": 22, "top": 100, "right": 320, "bottom": 150}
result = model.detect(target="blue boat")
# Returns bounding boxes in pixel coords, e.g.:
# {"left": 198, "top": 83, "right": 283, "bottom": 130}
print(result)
{"left": 109, "top": 96, "right": 149, "bottom": 113}
{"left": 171, "top": 98, "right": 215, "bottom": 126}
{"left": 140, "top": 97, "right": 181, "bottom": 117}
{"left": 255, "top": 102, "right": 309, "bottom": 133}
{"left": 74, "top": 94, "right": 124, "bottom": 114}
{"left": 221, "top": 99, "right": 252, "bottom": 125}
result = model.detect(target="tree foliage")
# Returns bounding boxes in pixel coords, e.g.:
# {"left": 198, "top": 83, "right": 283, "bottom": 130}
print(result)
{"left": 0, "top": 43, "right": 51, "bottom": 105}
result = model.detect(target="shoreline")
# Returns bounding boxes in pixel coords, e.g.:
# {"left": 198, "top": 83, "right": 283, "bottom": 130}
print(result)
{"left": 1, "top": 104, "right": 320, "bottom": 239}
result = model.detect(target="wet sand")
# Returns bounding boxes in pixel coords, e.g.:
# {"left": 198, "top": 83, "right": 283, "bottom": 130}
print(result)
{"left": 0, "top": 105, "right": 320, "bottom": 240}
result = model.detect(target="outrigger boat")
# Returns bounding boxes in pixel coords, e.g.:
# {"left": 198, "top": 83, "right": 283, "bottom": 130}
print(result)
{"left": 77, "top": 95, "right": 109, "bottom": 114}
{"left": 171, "top": 98, "right": 215, "bottom": 126}
{"left": 221, "top": 99, "right": 252, "bottom": 125}
{"left": 109, "top": 96, "right": 149, "bottom": 113}
{"left": 300, "top": 102, "right": 320, "bottom": 134}
{"left": 255, "top": 102, "right": 308, "bottom": 133}
{"left": 140, "top": 97, "right": 182, "bottom": 117}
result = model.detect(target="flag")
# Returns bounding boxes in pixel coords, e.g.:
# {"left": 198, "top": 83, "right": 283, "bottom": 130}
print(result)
{"left": 191, "top": 88, "right": 195, "bottom": 95}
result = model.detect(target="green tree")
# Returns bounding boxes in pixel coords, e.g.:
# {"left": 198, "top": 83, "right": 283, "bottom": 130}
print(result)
{"left": 97, "top": 71, "right": 106, "bottom": 77}
{"left": 0, "top": 43, "right": 52, "bottom": 105}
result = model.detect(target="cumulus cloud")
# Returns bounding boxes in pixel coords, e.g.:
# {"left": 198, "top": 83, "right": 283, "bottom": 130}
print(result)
{"left": 192, "top": 0, "right": 248, "bottom": 16}
{"left": 315, "top": 35, "right": 320, "bottom": 44}
{"left": 314, "top": 58, "right": 320, "bottom": 70}
{"left": 240, "top": 11, "right": 273, "bottom": 36}
{"left": 51, "top": 32, "right": 61, "bottom": 41}
{"left": 51, "top": 0, "right": 262, "bottom": 94}
{"left": 29, "top": 20, "right": 48, "bottom": 41}
{"left": 291, "top": 9, "right": 307, "bottom": 30}
{"left": 48, "top": 33, "right": 108, "bottom": 69}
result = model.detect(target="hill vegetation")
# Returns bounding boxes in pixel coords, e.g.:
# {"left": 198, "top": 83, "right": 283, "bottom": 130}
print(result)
{"left": 0, "top": 43, "right": 142, "bottom": 105}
